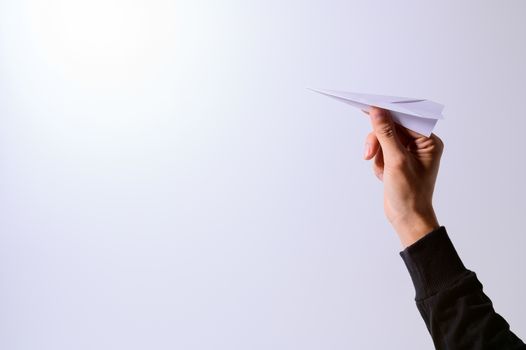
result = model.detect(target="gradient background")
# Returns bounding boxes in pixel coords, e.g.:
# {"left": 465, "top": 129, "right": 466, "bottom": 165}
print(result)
{"left": 1, "top": 0, "right": 525, "bottom": 349}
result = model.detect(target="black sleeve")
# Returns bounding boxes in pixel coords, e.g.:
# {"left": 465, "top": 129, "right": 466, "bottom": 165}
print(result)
{"left": 399, "top": 226, "right": 526, "bottom": 350}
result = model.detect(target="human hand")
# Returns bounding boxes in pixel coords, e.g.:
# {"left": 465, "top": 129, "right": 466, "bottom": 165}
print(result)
{"left": 363, "top": 107, "right": 444, "bottom": 248}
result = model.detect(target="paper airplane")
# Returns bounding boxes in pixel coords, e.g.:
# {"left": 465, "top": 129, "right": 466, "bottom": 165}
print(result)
{"left": 311, "top": 89, "right": 444, "bottom": 137}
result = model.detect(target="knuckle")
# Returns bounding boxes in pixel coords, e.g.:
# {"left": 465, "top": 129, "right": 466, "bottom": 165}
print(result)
{"left": 432, "top": 134, "right": 444, "bottom": 147}
{"left": 378, "top": 124, "right": 395, "bottom": 138}
{"left": 430, "top": 134, "right": 444, "bottom": 154}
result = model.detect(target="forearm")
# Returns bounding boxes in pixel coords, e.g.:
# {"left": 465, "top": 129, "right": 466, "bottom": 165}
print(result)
{"left": 400, "top": 226, "right": 525, "bottom": 349}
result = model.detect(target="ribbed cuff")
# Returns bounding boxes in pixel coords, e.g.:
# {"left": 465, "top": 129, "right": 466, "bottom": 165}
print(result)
{"left": 400, "top": 226, "right": 467, "bottom": 301}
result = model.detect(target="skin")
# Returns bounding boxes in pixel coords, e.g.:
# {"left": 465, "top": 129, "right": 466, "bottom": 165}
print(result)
{"left": 363, "top": 107, "right": 443, "bottom": 248}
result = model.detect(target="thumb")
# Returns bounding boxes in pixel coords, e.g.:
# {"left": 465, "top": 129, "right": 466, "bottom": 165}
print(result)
{"left": 369, "top": 107, "right": 405, "bottom": 162}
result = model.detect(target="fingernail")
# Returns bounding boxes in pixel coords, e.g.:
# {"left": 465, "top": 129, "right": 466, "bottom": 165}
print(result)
{"left": 363, "top": 142, "right": 371, "bottom": 159}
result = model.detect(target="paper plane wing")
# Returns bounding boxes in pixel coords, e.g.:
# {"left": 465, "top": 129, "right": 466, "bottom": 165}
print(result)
{"left": 311, "top": 89, "right": 444, "bottom": 137}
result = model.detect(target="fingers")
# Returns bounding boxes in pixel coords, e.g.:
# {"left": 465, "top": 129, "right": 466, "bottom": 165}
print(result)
{"left": 368, "top": 107, "right": 406, "bottom": 164}
{"left": 363, "top": 131, "right": 380, "bottom": 160}
{"left": 410, "top": 133, "right": 445, "bottom": 157}
{"left": 363, "top": 130, "right": 384, "bottom": 181}
{"left": 364, "top": 108, "right": 435, "bottom": 143}
{"left": 373, "top": 146, "right": 384, "bottom": 181}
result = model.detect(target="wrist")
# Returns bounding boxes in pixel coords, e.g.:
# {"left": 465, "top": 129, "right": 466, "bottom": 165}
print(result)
{"left": 391, "top": 210, "right": 439, "bottom": 248}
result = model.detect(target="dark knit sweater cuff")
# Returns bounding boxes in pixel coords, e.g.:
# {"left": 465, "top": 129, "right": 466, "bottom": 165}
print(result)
{"left": 399, "top": 226, "right": 468, "bottom": 301}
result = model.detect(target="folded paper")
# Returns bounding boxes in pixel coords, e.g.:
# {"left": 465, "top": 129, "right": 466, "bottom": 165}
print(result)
{"left": 311, "top": 89, "right": 444, "bottom": 137}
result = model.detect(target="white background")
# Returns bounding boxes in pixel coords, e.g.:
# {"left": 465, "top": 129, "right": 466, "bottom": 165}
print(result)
{"left": 1, "top": 0, "right": 525, "bottom": 348}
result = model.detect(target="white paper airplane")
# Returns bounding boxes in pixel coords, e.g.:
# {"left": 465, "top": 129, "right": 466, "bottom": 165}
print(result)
{"left": 311, "top": 89, "right": 444, "bottom": 137}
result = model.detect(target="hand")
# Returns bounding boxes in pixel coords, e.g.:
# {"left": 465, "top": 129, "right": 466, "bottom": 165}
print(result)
{"left": 363, "top": 107, "right": 444, "bottom": 248}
